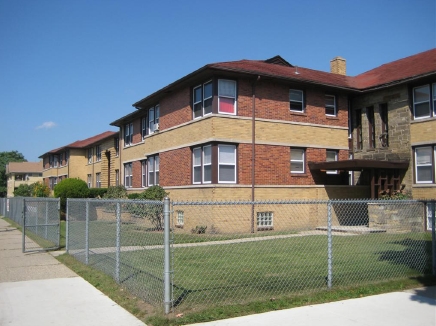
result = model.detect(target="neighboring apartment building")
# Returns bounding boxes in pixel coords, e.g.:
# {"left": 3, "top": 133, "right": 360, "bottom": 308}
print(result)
{"left": 39, "top": 131, "right": 120, "bottom": 191}
{"left": 111, "top": 56, "right": 370, "bottom": 201}
{"left": 5, "top": 161, "right": 43, "bottom": 197}
{"left": 344, "top": 49, "right": 436, "bottom": 199}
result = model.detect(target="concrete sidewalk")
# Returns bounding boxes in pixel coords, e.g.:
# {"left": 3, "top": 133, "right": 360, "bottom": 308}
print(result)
{"left": 0, "top": 217, "right": 146, "bottom": 326}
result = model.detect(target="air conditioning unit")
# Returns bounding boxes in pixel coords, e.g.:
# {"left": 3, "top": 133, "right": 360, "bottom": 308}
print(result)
{"left": 154, "top": 123, "right": 159, "bottom": 132}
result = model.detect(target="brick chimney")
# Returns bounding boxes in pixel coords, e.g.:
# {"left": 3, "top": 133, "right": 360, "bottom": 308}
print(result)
{"left": 330, "top": 56, "right": 346, "bottom": 75}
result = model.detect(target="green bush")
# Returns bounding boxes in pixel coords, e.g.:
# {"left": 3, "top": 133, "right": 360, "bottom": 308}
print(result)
{"left": 89, "top": 188, "right": 108, "bottom": 198}
{"left": 54, "top": 178, "right": 90, "bottom": 212}
{"left": 32, "top": 182, "right": 50, "bottom": 197}
{"left": 13, "top": 184, "right": 34, "bottom": 197}
{"left": 127, "top": 193, "right": 141, "bottom": 199}
{"left": 103, "top": 185, "right": 127, "bottom": 199}
{"left": 137, "top": 185, "right": 168, "bottom": 200}
{"left": 133, "top": 186, "right": 169, "bottom": 230}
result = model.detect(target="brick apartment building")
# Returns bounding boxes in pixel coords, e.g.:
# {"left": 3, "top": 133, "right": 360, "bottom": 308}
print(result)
{"left": 5, "top": 161, "right": 43, "bottom": 197}
{"left": 39, "top": 131, "right": 119, "bottom": 191}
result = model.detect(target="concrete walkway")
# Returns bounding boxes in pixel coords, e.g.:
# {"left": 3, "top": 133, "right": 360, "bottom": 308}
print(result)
{"left": 1, "top": 217, "right": 435, "bottom": 326}
{"left": 0, "top": 218, "right": 146, "bottom": 326}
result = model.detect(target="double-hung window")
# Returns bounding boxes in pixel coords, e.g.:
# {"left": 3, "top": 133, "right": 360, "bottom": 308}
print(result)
{"left": 193, "top": 145, "right": 212, "bottom": 184}
{"left": 218, "top": 144, "right": 236, "bottom": 183}
{"left": 114, "top": 138, "right": 119, "bottom": 156}
{"left": 88, "top": 148, "right": 93, "bottom": 164}
{"left": 142, "top": 117, "right": 147, "bottom": 138}
{"left": 53, "top": 155, "right": 59, "bottom": 168}
{"left": 148, "top": 105, "right": 160, "bottom": 133}
{"left": 96, "top": 173, "right": 101, "bottom": 188}
{"left": 413, "top": 84, "right": 436, "bottom": 119}
{"left": 289, "top": 89, "right": 304, "bottom": 112}
{"left": 415, "top": 146, "right": 434, "bottom": 183}
{"left": 115, "top": 169, "right": 119, "bottom": 186}
{"left": 59, "top": 153, "right": 63, "bottom": 167}
{"left": 291, "top": 148, "right": 305, "bottom": 173}
{"left": 87, "top": 174, "right": 92, "bottom": 188}
{"left": 124, "top": 123, "right": 133, "bottom": 146}
{"left": 147, "top": 155, "right": 159, "bottom": 186}
{"left": 325, "top": 95, "right": 336, "bottom": 116}
{"left": 141, "top": 160, "right": 147, "bottom": 187}
{"left": 193, "top": 81, "right": 213, "bottom": 118}
{"left": 326, "top": 150, "right": 338, "bottom": 174}
{"left": 124, "top": 163, "right": 132, "bottom": 188}
{"left": 218, "top": 79, "right": 236, "bottom": 114}
{"left": 96, "top": 145, "right": 101, "bottom": 162}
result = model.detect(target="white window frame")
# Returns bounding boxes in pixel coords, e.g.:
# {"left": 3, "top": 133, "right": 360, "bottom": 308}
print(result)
{"left": 96, "top": 145, "right": 101, "bottom": 162}
{"left": 218, "top": 79, "right": 237, "bottom": 115}
{"left": 289, "top": 89, "right": 304, "bottom": 112}
{"left": 53, "top": 155, "right": 59, "bottom": 168}
{"left": 413, "top": 85, "right": 431, "bottom": 119}
{"left": 193, "top": 147, "right": 202, "bottom": 184}
{"left": 218, "top": 144, "right": 236, "bottom": 183}
{"left": 124, "top": 123, "right": 133, "bottom": 147}
{"left": 176, "top": 210, "right": 184, "bottom": 226}
{"left": 88, "top": 148, "right": 93, "bottom": 164}
{"left": 415, "top": 146, "right": 433, "bottom": 184}
{"left": 142, "top": 116, "right": 147, "bottom": 139}
{"left": 87, "top": 174, "right": 92, "bottom": 188}
{"left": 147, "top": 155, "right": 159, "bottom": 186}
{"left": 291, "top": 148, "right": 305, "bottom": 174}
{"left": 257, "top": 211, "right": 273, "bottom": 229}
{"left": 124, "top": 163, "right": 132, "bottom": 188}
{"left": 193, "top": 80, "right": 213, "bottom": 119}
{"left": 326, "top": 150, "right": 338, "bottom": 174}
{"left": 141, "top": 160, "right": 147, "bottom": 187}
{"left": 96, "top": 173, "right": 101, "bottom": 188}
{"left": 325, "top": 94, "right": 336, "bottom": 116}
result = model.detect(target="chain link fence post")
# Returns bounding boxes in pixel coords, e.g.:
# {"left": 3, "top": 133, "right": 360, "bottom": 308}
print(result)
{"left": 164, "top": 197, "right": 171, "bottom": 314}
{"left": 85, "top": 200, "right": 89, "bottom": 265}
{"left": 327, "top": 200, "right": 333, "bottom": 289}
{"left": 21, "top": 198, "right": 26, "bottom": 253}
{"left": 66, "top": 199, "right": 70, "bottom": 253}
{"left": 431, "top": 201, "right": 436, "bottom": 277}
{"left": 115, "top": 202, "right": 121, "bottom": 283}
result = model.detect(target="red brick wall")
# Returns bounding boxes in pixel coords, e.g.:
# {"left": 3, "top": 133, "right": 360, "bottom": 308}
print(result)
{"left": 132, "top": 118, "right": 142, "bottom": 144}
{"left": 132, "top": 160, "right": 142, "bottom": 188}
{"left": 160, "top": 148, "right": 191, "bottom": 187}
{"left": 160, "top": 88, "right": 192, "bottom": 130}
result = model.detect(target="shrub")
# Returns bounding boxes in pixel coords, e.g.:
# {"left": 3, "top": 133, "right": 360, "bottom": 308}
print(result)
{"left": 103, "top": 185, "right": 127, "bottom": 199}
{"left": 54, "top": 178, "right": 90, "bottom": 212}
{"left": 32, "top": 182, "right": 50, "bottom": 197}
{"left": 137, "top": 185, "right": 168, "bottom": 201}
{"left": 134, "top": 185, "right": 169, "bottom": 230}
{"left": 13, "top": 184, "right": 33, "bottom": 197}
{"left": 89, "top": 188, "right": 108, "bottom": 198}
{"left": 128, "top": 193, "right": 141, "bottom": 199}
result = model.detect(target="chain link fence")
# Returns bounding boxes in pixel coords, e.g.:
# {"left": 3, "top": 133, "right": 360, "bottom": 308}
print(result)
{"left": 65, "top": 198, "right": 436, "bottom": 314}
{"left": 0, "top": 197, "right": 61, "bottom": 252}
{"left": 67, "top": 198, "right": 165, "bottom": 306}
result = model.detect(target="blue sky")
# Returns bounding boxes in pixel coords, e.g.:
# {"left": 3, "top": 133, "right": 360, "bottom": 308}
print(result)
{"left": 0, "top": 0, "right": 435, "bottom": 162}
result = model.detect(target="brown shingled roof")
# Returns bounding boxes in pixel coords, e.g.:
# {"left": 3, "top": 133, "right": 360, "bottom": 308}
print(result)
{"left": 39, "top": 131, "right": 118, "bottom": 157}
{"left": 6, "top": 161, "right": 43, "bottom": 174}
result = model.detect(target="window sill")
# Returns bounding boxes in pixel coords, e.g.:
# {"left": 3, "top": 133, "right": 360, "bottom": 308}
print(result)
{"left": 411, "top": 116, "right": 436, "bottom": 124}
{"left": 291, "top": 173, "right": 308, "bottom": 177}
{"left": 289, "top": 111, "right": 307, "bottom": 117}
{"left": 326, "top": 115, "right": 339, "bottom": 120}
{"left": 413, "top": 183, "right": 436, "bottom": 187}
{"left": 175, "top": 224, "right": 184, "bottom": 229}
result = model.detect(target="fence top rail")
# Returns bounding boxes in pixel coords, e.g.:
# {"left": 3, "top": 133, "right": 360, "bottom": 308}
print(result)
{"left": 172, "top": 198, "right": 436, "bottom": 206}
{"left": 8, "top": 197, "right": 60, "bottom": 202}
{"left": 67, "top": 198, "right": 163, "bottom": 205}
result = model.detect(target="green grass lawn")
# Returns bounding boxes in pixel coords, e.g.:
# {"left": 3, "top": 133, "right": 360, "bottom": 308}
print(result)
{"left": 71, "top": 229, "right": 432, "bottom": 312}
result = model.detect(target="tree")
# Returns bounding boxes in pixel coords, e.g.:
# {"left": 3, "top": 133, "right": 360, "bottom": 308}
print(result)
{"left": 13, "top": 184, "right": 34, "bottom": 197}
{"left": 32, "top": 182, "right": 50, "bottom": 197}
{"left": 54, "top": 178, "right": 90, "bottom": 212}
{"left": 0, "top": 151, "right": 27, "bottom": 197}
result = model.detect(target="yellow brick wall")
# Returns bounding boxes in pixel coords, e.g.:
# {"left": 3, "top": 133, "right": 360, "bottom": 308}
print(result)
{"left": 68, "top": 149, "right": 87, "bottom": 181}
{"left": 411, "top": 119, "right": 436, "bottom": 145}
{"left": 412, "top": 186, "right": 436, "bottom": 199}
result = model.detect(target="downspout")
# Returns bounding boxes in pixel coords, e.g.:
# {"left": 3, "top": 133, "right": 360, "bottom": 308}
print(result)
{"left": 251, "top": 76, "right": 260, "bottom": 233}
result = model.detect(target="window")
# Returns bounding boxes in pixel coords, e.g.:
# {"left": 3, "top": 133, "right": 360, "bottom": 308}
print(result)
{"left": 88, "top": 148, "right": 93, "bottom": 164}
{"left": 348, "top": 154, "right": 354, "bottom": 185}
{"left": 218, "top": 79, "right": 236, "bottom": 114}
{"left": 193, "top": 145, "right": 212, "bottom": 184}
{"left": 142, "top": 117, "right": 147, "bottom": 138}
{"left": 380, "top": 103, "right": 389, "bottom": 147}
{"left": 124, "top": 123, "right": 133, "bottom": 146}
{"left": 290, "top": 148, "right": 305, "bottom": 173}
{"left": 141, "top": 160, "right": 147, "bottom": 187}
{"left": 193, "top": 81, "right": 213, "bottom": 118}
{"left": 87, "top": 174, "right": 92, "bottom": 188}
{"left": 326, "top": 150, "right": 338, "bottom": 174}
{"left": 115, "top": 169, "right": 119, "bottom": 186}
{"left": 96, "top": 145, "right": 101, "bottom": 162}
{"left": 176, "top": 210, "right": 184, "bottom": 226}
{"left": 257, "top": 212, "right": 273, "bottom": 229}
{"left": 289, "top": 89, "right": 304, "bottom": 112}
{"left": 59, "top": 153, "right": 63, "bottom": 166}
{"left": 96, "top": 173, "right": 101, "bottom": 188}
{"left": 49, "top": 177, "right": 57, "bottom": 190}
{"left": 53, "top": 155, "right": 59, "bottom": 168}
{"left": 65, "top": 151, "right": 69, "bottom": 165}
{"left": 356, "top": 109, "right": 362, "bottom": 150}
{"left": 114, "top": 138, "right": 119, "bottom": 156}
{"left": 413, "top": 84, "right": 432, "bottom": 119}
{"left": 218, "top": 144, "right": 236, "bottom": 183}
{"left": 415, "top": 146, "right": 434, "bottom": 183}
{"left": 325, "top": 95, "right": 336, "bottom": 116}
{"left": 124, "top": 163, "right": 132, "bottom": 188}
{"left": 147, "top": 155, "right": 159, "bottom": 186}
{"left": 367, "top": 106, "right": 375, "bottom": 148}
